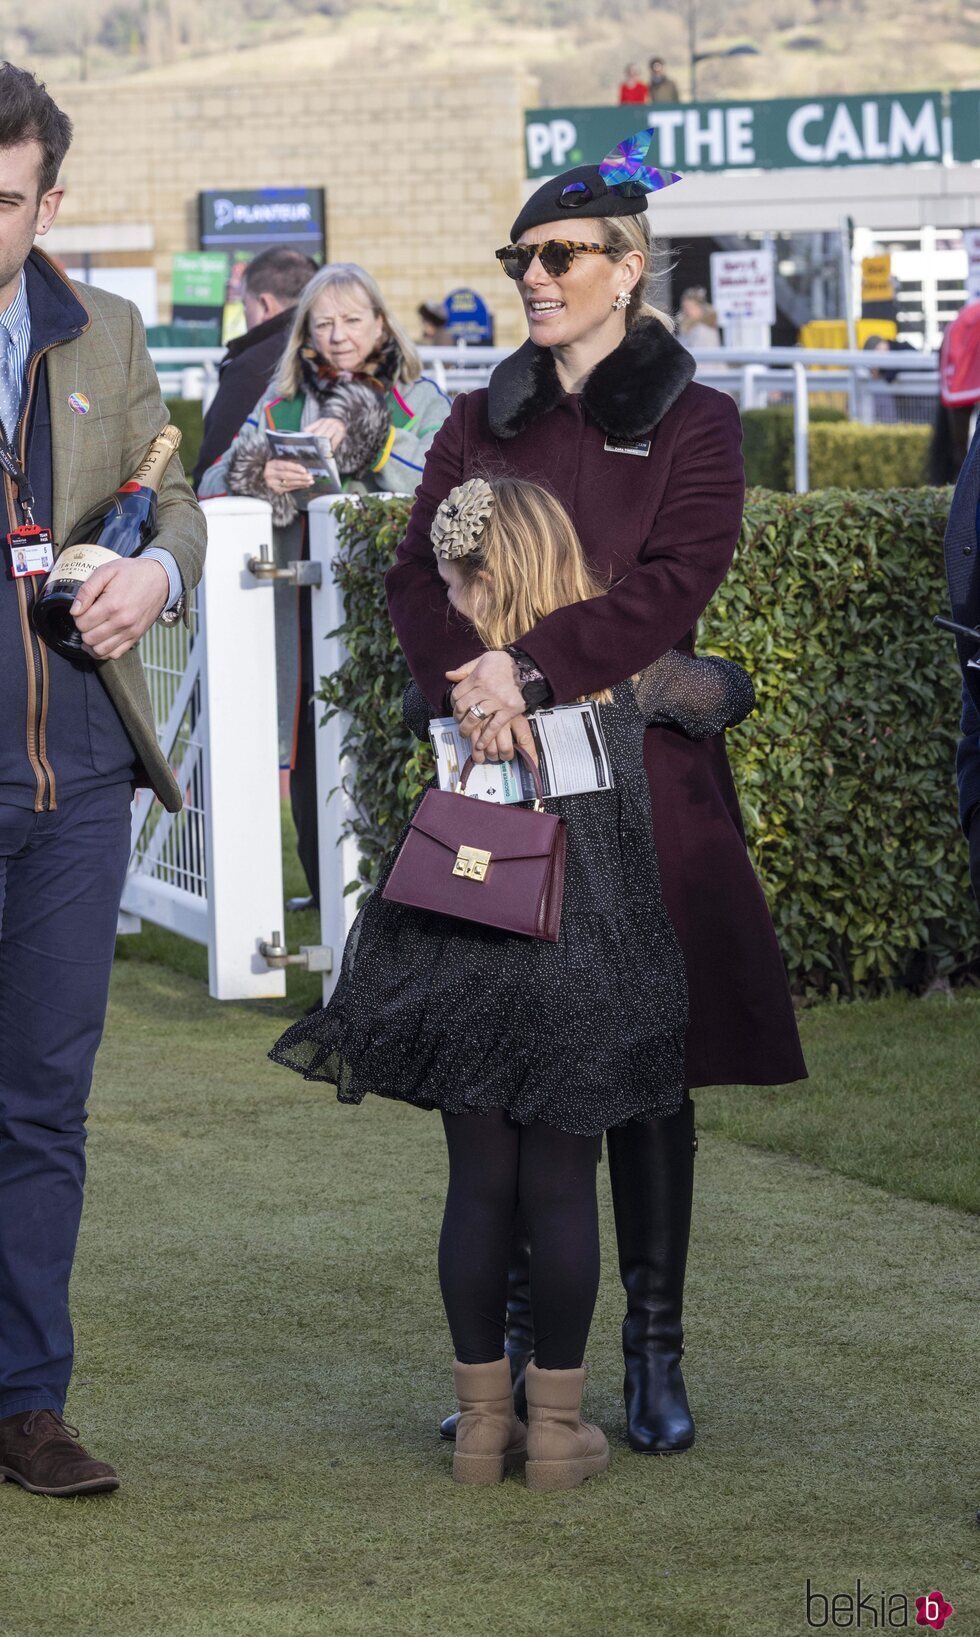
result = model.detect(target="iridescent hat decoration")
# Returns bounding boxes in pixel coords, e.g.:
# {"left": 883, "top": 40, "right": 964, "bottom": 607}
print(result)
{"left": 510, "top": 129, "right": 682, "bottom": 240}
{"left": 598, "top": 130, "right": 683, "bottom": 197}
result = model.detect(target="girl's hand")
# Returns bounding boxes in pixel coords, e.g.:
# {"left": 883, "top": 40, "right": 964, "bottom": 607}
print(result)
{"left": 306, "top": 416, "right": 349, "bottom": 451}
{"left": 480, "top": 714, "right": 539, "bottom": 767}
{"left": 264, "top": 458, "right": 314, "bottom": 493}
{"left": 447, "top": 652, "right": 524, "bottom": 762}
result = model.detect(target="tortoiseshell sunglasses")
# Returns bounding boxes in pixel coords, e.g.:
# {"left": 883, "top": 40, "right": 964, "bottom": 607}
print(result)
{"left": 494, "top": 240, "right": 612, "bottom": 281}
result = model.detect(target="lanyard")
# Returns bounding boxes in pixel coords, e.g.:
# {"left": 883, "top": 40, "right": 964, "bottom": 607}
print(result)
{"left": 0, "top": 423, "right": 35, "bottom": 526}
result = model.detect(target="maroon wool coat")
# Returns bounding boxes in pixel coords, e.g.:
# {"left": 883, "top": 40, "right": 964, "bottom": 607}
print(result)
{"left": 385, "top": 318, "right": 806, "bottom": 1088}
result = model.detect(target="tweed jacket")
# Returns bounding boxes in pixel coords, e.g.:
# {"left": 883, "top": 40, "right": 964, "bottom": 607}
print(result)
{"left": 942, "top": 420, "right": 980, "bottom": 830}
{"left": 39, "top": 251, "right": 205, "bottom": 812}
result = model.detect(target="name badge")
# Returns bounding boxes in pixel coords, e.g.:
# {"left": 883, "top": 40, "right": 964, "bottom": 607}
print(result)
{"left": 604, "top": 434, "right": 651, "bottom": 457}
{"left": 7, "top": 525, "right": 55, "bottom": 579}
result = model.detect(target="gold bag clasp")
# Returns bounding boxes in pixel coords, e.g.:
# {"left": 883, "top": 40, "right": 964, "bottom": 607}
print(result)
{"left": 453, "top": 844, "right": 491, "bottom": 882}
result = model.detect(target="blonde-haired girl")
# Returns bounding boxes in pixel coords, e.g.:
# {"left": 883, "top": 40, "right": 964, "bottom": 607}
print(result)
{"left": 271, "top": 476, "right": 753, "bottom": 1492}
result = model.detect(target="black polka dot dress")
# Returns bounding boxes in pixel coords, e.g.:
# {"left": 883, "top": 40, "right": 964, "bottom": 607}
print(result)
{"left": 270, "top": 680, "right": 689, "bottom": 1136}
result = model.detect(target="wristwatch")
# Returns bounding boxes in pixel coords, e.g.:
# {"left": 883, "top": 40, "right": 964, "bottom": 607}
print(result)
{"left": 506, "top": 645, "right": 552, "bottom": 712}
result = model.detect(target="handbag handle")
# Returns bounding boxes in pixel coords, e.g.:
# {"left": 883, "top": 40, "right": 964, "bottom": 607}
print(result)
{"left": 457, "top": 746, "right": 545, "bottom": 804}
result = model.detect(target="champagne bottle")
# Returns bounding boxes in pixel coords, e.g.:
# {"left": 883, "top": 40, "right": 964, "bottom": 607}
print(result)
{"left": 31, "top": 424, "right": 182, "bottom": 660}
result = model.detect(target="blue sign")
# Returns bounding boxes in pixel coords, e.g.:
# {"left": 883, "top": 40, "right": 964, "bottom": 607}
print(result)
{"left": 445, "top": 288, "right": 494, "bottom": 345}
{"left": 199, "top": 187, "right": 326, "bottom": 256}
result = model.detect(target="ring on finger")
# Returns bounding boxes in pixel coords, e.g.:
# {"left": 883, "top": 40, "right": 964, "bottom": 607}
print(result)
{"left": 468, "top": 702, "right": 489, "bottom": 721}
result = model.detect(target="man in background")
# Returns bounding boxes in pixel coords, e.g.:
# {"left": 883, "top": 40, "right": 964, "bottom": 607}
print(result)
{"left": 648, "top": 57, "right": 680, "bottom": 102}
{"left": 943, "top": 422, "right": 980, "bottom": 909}
{"left": 192, "top": 245, "right": 316, "bottom": 488}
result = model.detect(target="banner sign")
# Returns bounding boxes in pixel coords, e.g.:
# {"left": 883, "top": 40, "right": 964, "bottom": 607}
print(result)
{"left": 444, "top": 288, "right": 494, "bottom": 344}
{"left": 950, "top": 91, "right": 980, "bottom": 164}
{"left": 199, "top": 188, "right": 326, "bottom": 256}
{"left": 526, "top": 90, "right": 979, "bottom": 177}
{"left": 710, "top": 249, "right": 775, "bottom": 326}
{"left": 860, "top": 254, "right": 893, "bottom": 305}
{"left": 171, "top": 252, "right": 228, "bottom": 308}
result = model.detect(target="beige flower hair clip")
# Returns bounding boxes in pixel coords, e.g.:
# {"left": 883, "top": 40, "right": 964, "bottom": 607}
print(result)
{"left": 431, "top": 478, "right": 494, "bottom": 560}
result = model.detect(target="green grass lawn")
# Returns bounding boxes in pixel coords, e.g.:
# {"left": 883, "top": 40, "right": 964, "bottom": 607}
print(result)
{"left": 4, "top": 824, "right": 979, "bottom": 1636}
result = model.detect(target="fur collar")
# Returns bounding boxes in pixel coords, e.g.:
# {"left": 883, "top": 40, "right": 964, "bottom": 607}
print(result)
{"left": 487, "top": 316, "right": 696, "bottom": 441}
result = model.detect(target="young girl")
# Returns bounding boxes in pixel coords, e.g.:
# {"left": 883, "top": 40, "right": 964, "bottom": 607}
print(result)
{"left": 270, "top": 476, "right": 754, "bottom": 1491}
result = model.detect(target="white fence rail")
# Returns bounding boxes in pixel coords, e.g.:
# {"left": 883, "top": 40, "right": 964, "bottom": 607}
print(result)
{"left": 121, "top": 496, "right": 287, "bottom": 1000}
{"left": 152, "top": 341, "right": 941, "bottom": 496}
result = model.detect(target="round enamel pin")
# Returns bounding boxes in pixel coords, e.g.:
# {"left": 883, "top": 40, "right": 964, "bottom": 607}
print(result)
{"left": 68, "top": 392, "right": 90, "bottom": 415}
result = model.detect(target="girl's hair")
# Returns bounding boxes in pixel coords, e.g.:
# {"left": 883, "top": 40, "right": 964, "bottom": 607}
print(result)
{"left": 274, "top": 262, "right": 422, "bottom": 397}
{"left": 601, "top": 214, "right": 675, "bottom": 334}
{"left": 450, "top": 478, "right": 613, "bottom": 701}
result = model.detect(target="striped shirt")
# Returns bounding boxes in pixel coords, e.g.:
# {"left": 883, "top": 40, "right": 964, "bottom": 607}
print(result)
{"left": 0, "top": 271, "right": 31, "bottom": 440}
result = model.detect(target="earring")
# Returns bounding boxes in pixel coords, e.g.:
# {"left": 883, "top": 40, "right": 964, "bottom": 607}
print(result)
{"left": 612, "top": 290, "right": 631, "bottom": 311}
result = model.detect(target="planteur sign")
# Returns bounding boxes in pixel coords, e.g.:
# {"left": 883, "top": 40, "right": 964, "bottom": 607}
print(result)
{"left": 525, "top": 90, "right": 980, "bottom": 177}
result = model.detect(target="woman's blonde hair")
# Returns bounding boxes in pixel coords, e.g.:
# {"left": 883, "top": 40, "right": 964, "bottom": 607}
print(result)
{"left": 601, "top": 214, "right": 674, "bottom": 333}
{"left": 450, "top": 478, "right": 614, "bottom": 702}
{"left": 273, "top": 262, "right": 421, "bottom": 397}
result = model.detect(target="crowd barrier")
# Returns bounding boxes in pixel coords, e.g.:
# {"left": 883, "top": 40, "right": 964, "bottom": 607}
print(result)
{"left": 151, "top": 342, "right": 942, "bottom": 496}
{"left": 121, "top": 495, "right": 370, "bottom": 1000}
{"left": 120, "top": 497, "right": 287, "bottom": 999}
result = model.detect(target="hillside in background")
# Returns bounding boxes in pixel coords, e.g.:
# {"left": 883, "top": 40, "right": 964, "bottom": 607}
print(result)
{"left": 4, "top": 0, "right": 979, "bottom": 100}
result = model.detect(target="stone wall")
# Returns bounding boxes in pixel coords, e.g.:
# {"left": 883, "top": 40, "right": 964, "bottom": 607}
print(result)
{"left": 49, "top": 69, "right": 535, "bottom": 348}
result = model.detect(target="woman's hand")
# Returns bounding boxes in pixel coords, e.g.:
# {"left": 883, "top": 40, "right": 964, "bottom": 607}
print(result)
{"left": 264, "top": 458, "right": 314, "bottom": 494}
{"left": 447, "top": 652, "right": 526, "bottom": 762}
{"left": 306, "top": 416, "right": 349, "bottom": 452}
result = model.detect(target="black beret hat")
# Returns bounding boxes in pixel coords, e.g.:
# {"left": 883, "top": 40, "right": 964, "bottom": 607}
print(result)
{"left": 510, "top": 164, "right": 648, "bottom": 242}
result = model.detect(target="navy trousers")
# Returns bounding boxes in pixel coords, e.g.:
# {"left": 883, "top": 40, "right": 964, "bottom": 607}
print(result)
{"left": 0, "top": 783, "right": 132, "bottom": 1417}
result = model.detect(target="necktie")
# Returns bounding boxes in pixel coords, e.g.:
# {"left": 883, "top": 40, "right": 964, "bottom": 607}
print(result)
{"left": 0, "top": 323, "right": 20, "bottom": 444}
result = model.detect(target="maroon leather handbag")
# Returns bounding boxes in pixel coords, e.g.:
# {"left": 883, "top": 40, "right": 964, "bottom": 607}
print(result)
{"left": 382, "top": 752, "right": 567, "bottom": 941}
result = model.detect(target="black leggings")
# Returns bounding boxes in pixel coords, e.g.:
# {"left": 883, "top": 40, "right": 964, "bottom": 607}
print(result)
{"left": 439, "top": 1109, "right": 602, "bottom": 1370}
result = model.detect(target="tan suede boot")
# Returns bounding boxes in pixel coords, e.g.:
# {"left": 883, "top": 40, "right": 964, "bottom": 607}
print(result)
{"left": 451, "top": 1358, "right": 528, "bottom": 1485}
{"left": 525, "top": 1361, "right": 609, "bottom": 1491}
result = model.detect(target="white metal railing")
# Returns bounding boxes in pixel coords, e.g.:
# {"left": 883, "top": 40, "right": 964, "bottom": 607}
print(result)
{"left": 151, "top": 341, "right": 941, "bottom": 495}
{"left": 120, "top": 496, "right": 288, "bottom": 1000}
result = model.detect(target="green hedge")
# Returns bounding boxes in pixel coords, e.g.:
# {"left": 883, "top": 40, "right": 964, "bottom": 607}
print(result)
{"left": 807, "top": 422, "right": 931, "bottom": 490}
{"left": 164, "top": 398, "right": 204, "bottom": 483}
{"left": 741, "top": 407, "right": 932, "bottom": 492}
{"left": 741, "top": 406, "right": 846, "bottom": 490}
{"left": 316, "top": 486, "right": 977, "bottom": 1000}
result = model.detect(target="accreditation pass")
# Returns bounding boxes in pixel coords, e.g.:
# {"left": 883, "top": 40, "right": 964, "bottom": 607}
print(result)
{"left": 7, "top": 525, "right": 55, "bottom": 579}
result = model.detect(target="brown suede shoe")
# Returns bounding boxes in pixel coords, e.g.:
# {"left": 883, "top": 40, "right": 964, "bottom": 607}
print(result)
{"left": 0, "top": 1410, "right": 119, "bottom": 1497}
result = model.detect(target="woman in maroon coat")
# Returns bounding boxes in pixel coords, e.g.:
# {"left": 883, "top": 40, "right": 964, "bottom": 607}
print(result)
{"left": 385, "top": 156, "right": 806, "bottom": 1455}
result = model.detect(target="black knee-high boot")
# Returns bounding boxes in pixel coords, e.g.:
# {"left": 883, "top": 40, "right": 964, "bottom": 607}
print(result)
{"left": 439, "top": 1221, "right": 533, "bottom": 1439}
{"left": 606, "top": 1098, "right": 697, "bottom": 1454}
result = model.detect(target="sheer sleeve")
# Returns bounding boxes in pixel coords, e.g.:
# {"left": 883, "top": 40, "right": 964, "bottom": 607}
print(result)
{"left": 633, "top": 651, "right": 755, "bottom": 741}
{"left": 402, "top": 681, "right": 434, "bottom": 743}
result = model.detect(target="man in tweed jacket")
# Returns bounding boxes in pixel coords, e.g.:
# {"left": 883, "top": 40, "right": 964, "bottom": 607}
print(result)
{"left": 0, "top": 64, "right": 205, "bottom": 1496}
{"left": 942, "top": 419, "right": 980, "bottom": 908}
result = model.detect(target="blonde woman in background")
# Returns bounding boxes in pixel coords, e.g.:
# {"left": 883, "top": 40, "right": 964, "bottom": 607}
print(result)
{"left": 199, "top": 263, "right": 450, "bottom": 905}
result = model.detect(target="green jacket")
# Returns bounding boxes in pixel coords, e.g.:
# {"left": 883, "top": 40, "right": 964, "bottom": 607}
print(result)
{"left": 44, "top": 254, "right": 206, "bottom": 813}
